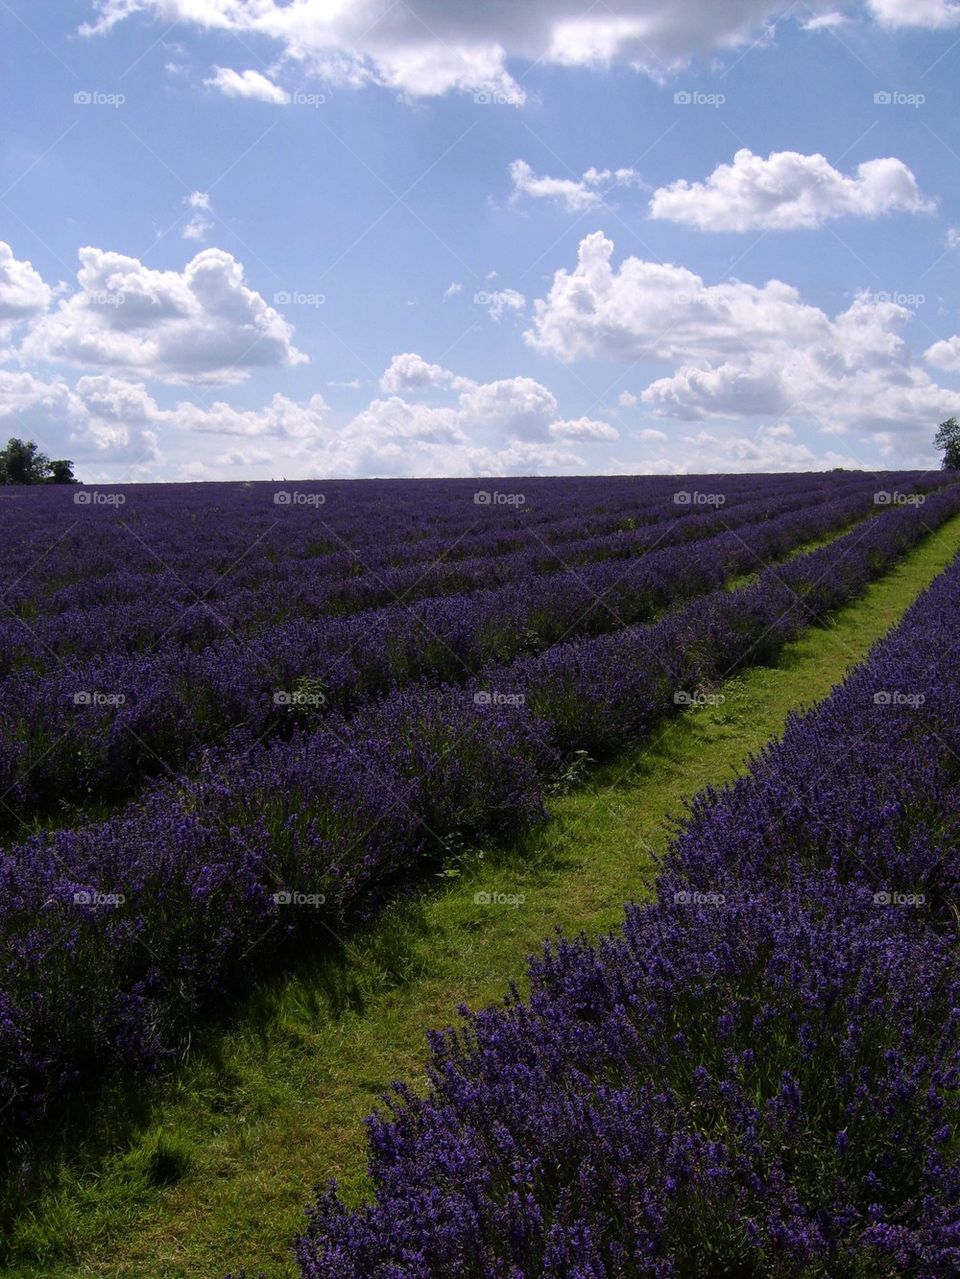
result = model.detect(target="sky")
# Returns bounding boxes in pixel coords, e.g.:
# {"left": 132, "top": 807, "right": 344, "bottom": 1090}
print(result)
{"left": 1, "top": 1, "right": 960, "bottom": 482}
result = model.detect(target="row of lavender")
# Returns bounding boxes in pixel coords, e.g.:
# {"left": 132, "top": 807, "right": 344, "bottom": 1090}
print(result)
{"left": 2, "top": 474, "right": 803, "bottom": 632}
{"left": 1, "top": 480, "right": 841, "bottom": 670}
{"left": 3, "top": 487, "right": 957, "bottom": 1158}
{"left": 0, "top": 478, "right": 907, "bottom": 826}
{"left": 283, "top": 531, "right": 960, "bottom": 1278}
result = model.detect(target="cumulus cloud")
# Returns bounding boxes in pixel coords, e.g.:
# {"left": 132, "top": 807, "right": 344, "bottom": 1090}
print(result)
{"left": 0, "top": 243, "right": 52, "bottom": 346}
{"left": 0, "top": 361, "right": 913, "bottom": 481}
{"left": 526, "top": 231, "right": 958, "bottom": 436}
{"left": 924, "top": 335, "right": 960, "bottom": 371}
{"left": 365, "top": 359, "right": 621, "bottom": 458}
{"left": 458, "top": 376, "right": 558, "bottom": 437}
{"left": 379, "top": 352, "right": 475, "bottom": 393}
{"left": 0, "top": 371, "right": 159, "bottom": 467}
{"left": 336, "top": 408, "right": 582, "bottom": 478}
{"left": 83, "top": 0, "right": 934, "bottom": 100}
{"left": 509, "top": 160, "right": 640, "bottom": 212}
{"left": 23, "top": 246, "right": 306, "bottom": 384}
{"left": 649, "top": 149, "right": 933, "bottom": 231}
{"left": 204, "top": 66, "right": 290, "bottom": 104}
{"left": 549, "top": 416, "right": 619, "bottom": 440}
{"left": 640, "top": 423, "right": 860, "bottom": 473}
{"left": 160, "top": 356, "right": 615, "bottom": 476}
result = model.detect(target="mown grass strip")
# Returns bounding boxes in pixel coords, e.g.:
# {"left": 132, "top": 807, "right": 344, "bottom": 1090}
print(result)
{"left": 7, "top": 511, "right": 960, "bottom": 1279}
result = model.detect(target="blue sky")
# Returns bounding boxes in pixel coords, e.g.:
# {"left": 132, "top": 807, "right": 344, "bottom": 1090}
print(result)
{"left": 2, "top": 0, "right": 960, "bottom": 481}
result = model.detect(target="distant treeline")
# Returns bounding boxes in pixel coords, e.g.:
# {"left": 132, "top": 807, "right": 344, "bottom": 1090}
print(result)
{"left": 0, "top": 438, "right": 75, "bottom": 485}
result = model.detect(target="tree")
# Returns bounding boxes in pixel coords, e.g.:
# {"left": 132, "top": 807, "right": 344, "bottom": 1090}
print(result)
{"left": 48, "top": 459, "right": 76, "bottom": 484}
{"left": 935, "top": 417, "right": 960, "bottom": 470}
{"left": 0, "top": 438, "right": 75, "bottom": 484}
{"left": 0, "top": 438, "right": 50, "bottom": 485}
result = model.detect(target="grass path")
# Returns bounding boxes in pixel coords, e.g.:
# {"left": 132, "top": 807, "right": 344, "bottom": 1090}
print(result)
{"left": 11, "top": 510, "right": 960, "bottom": 1279}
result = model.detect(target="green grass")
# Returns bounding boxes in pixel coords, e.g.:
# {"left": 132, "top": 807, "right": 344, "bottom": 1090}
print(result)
{"left": 6, "top": 511, "right": 960, "bottom": 1279}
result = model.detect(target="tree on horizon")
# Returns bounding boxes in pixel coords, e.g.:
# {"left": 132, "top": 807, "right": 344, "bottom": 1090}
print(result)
{"left": 935, "top": 417, "right": 960, "bottom": 470}
{"left": 0, "top": 438, "right": 75, "bottom": 485}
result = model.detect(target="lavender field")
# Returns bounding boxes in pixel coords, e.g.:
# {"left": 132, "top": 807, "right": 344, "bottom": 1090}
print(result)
{"left": 9, "top": 2, "right": 960, "bottom": 1272}
{"left": 3, "top": 471, "right": 960, "bottom": 1278}
{"left": 292, "top": 547, "right": 960, "bottom": 1278}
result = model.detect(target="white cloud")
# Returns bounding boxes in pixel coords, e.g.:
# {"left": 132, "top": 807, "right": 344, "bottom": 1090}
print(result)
{"left": 644, "top": 424, "right": 859, "bottom": 472}
{"left": 550, "top": 416, "right": 619, "bottom": 440}
{"left": 476, "top": 287, "right": 526, "bottom": 322}
{"left": 526, "top": 232, "right": 957, "bottom": 436}
{"left": 649, "top": 149, "right": 933, "bottom": 232}
{"left": 527, "top": 231, "right": 828, "bottom": 364}
{"left": 182, "top": 191, "right": 213, "bottom": 241}
{"left": 509, "top": 159, "right": 640, "bottom": 212}
{"left": 23, "top": 246, "right": 306, "bottom": 384}
{"left": 458, "top": 376, "right": 557, "bottom": 438}
{"left": 84, "top": 1, "right": 929, "bottom": 100}
{"left": 867, "top": 0, "right": 960, "bottom": 28}
{"left": 0, "top": 242, "right": 52, "bottom": 346}
{"left": 442, "top": 281, "right": 462, "bottom": 301}
{"left": 924, "top": 335, "right": 960, "bottom": 371}
{"left": 618, "top": 391, "right": 639, "bottom": 407}
{"left": 0, "top": 371, "right": 159, "bottom": 467}
{"left": 204, "top": 66, "right": 290, "bottom": 104}
{"left": 168, "top": 390, "right": 332, "bottom": 438}
{"left": 379, "top": 352, "right": 475, "bottom": 393}
{"left": 365, "top": 360, "right": 621, "bottom": 459}
{"left": 802, "top": 11, "right": 850, "bottom": 28}
{"left": 327, "top": 377, "right": 361, "bottom": 389}
{"left": 948, "top": 227, "right": 960, "bottom": 251}
{"left": 0, "top": 360, "right": 920, "bottom": 481}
